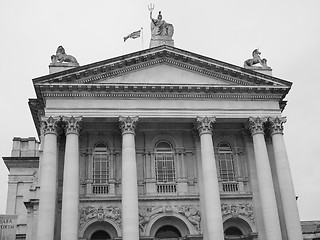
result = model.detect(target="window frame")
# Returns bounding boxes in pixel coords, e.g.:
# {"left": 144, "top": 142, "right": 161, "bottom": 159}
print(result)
{"left": 217, "top": 142, "right": 236, "bottom": 182}
{"left": 92, "top": 142, "right": 110, "bottom": 184}
{"left": 154, "top": 141, "right": 176, "bottom": 184}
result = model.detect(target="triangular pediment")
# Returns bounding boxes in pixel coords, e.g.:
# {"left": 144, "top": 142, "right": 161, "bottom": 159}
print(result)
{"left": 95, "top": 64, "right": 232, "bottom": 85}
{"left": 33, "top": 45, "right": 292, "bottom": 89}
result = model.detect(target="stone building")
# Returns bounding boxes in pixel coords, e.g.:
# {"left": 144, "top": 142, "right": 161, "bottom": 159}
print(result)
{"left": 2, "top": 15, "right": 304, "bottom": 240}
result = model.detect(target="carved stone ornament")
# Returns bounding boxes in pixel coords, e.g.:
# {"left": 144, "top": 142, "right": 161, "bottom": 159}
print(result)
{"left": 247, "top": 117, "right": 268, "bottom": 136}
{"left": 139, "top": 205, "right": 201, "bottom": 234}
{"left": 62, "top": 116, "right": 82, "bottom": 135}
{"left": 244, "top": 49, "right": 270, "bottom": 69}
{"left": 268, "top": 117, "right": 287, "bottom": 135}
{"left": 119, "top": 116, "right": 138, "bottom": 135}
{"left": 221, "top": 203, "right": 255, "bottom": 223}
{"left": 196, "top": 116, "right": 216, "bottom": 136}
{"left": 29, "top": 170, "right": 38, "bottom": 191}
{"left": 41, "top": 116, "right": 61, "bottom": 135}
{"left": 79, "top": 206, "right": 121, "bottom": 227}
{"left": 51, "top": 46, "right": 79, "bottom": 65}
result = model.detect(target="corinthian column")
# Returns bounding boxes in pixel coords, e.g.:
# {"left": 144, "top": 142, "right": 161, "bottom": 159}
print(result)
{"left": 269, "top": 117, "right": 303, "bottom": 240}
{"left": 37, "top": 116, "right": 60, "bottom": 240}
{"left": 247, "top": 117, "right": 282, "bottom": 240}
{"left": 61, "top": 116, "right": 82, "bottom": 240}
{"left": 119, "top": 116, "right": 139, "bottom": 240}
{"left": 196, "top": 117, "right": 224, "bottom": 240}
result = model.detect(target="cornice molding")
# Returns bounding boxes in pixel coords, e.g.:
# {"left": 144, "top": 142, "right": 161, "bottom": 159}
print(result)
{"left": 54, "top": 58, "right": 253, "bottom": 86}
{"left": 33, "top": 45, "right": 292, "bottom": 88}
{"left": 3, "top": 157, "right": 39, "bottom": 170}
{"left": 42, "top": 91, "right": 285, "bottom": 101}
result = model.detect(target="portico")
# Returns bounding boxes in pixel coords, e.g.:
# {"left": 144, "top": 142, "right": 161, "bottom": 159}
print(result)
{"left": 0, "top": 42, "right": 301, "bottom": 240}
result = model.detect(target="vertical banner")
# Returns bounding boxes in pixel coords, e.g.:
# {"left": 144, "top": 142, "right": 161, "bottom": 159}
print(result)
{"left": 0, "top": 215, "right": 18, "bottom": 240}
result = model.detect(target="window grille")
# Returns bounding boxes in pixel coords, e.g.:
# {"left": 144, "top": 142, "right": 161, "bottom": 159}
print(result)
{"left": 155, "top": 141, "right": 176, "bottom": 183}
{"left": 92, "top": 143, "right": 110, "bottom": 194}
{"left": 218, "top": 142, "right": 236, "bottom": 182}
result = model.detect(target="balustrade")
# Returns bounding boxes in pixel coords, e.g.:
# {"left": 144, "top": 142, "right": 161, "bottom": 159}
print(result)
{"left": 156, "top": 183, "right": 177, "bottom": 194}
{"left": 92, "top": 184, "right": 110, "bottom": 195}
{"left": 222, "top": 182, "right": 239, "bottom": 192}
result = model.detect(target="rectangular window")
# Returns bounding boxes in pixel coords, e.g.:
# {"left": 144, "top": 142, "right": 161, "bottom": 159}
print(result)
{"left": 155, "top": 152, "right": 176, "bottom": 183}
{"left": 93, "top": 150, "right": 110, "bottom": 184}
{"left": 218, "top": 151, "right": 236, "bottom": 182}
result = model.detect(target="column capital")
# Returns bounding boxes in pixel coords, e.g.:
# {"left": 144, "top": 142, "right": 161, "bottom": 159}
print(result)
{"left": 62, "top": 116, "right": 82, "bottom": 135}
{"left": 268, "top": 117, "right": 287, "bottom": 136}
{"left": 119, "top": 116, "right": 138, "bottom": 135}
{"left": 196, "top": 116, "right": 216, "bottom": 136}
{"left": 247, "top": 117, "right": 268, "bottom": 136}
{"left": 41, "top": 116, "right": 61, "bottom": 135}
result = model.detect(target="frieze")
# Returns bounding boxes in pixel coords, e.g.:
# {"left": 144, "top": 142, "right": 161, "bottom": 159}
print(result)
{"left": 221, "top": 203, "right": 254, "bottom": 223}
{"left": 139, "top": 205, "right": 201, "bottom": 234}
{"left": 79, "top": 206, "right": 121, "bottom": 227}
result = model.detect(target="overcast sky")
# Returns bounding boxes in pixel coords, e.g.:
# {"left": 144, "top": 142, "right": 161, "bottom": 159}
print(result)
{"left": 0, "top": 0, "right": 319, "bottom": 221}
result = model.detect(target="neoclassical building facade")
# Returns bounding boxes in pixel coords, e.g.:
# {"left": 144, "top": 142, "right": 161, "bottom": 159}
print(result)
{"left": 3, "top": 44, "right": 303, "bottom": 240}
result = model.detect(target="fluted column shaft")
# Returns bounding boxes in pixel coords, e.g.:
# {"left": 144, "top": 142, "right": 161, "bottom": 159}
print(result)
{"left": 61, "top": 116, "right": 82, "bottom": 240}
{"left": 248, "top": 117, "right": 282, "bottom": 240}
{"left": 269, "top": 117, "right": 303, "bottom": 240}
{"left": 196, "top": 117, "right": 224, "bottom": 240}
{"left": 119, "top": 116, "right": 139, "bottom": 240}
{"left": 37, "top": 116, "right": 60, "bottom": 240}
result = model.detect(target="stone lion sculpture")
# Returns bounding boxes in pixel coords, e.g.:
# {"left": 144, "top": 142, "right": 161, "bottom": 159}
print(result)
{"left": 244, "top": 49, "right": 268, "bottom": 68}
{"left": 51, "top": 46, "right": 78, "bottom": 64}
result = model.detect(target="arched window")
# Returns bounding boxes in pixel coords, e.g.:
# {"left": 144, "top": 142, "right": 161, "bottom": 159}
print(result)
{"left": 92, "top": 143, "right": 110, "bottom": 194}
{"left": 155, "top": 225, "right": 181, "bottom": 239}
{"left": 224, "top": 226, "right": 243, "bottom": 236}
{"left": 155, "top": 141, "right": 176, "bottom": 193}
{"left": 217, "top": 142, "right": 236, "bottom": 182}
{"left": 91, "top": 230, "right": 111, "bottom": 240}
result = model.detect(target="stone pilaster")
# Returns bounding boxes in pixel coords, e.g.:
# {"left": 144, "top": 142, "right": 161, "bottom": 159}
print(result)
{"left": 37, "top": 116, "right": 60, "bottom": 240}
{"left": 247, "top": 117, "right": 282, "bottom": 240}
{"left": 119, "top": 116, "right": 139, "bottom": 240}
{"left": 61, "top": 116, "right": 82, "bottom": 240}
{"left": 196, "top": 117, "right": 224, "bottom": 240}
{"left": 269, "top": 117, "right": 303, "bottom": 240}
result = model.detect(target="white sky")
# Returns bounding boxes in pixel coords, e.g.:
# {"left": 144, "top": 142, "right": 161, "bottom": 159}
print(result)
{"left": 0, "top": 0, "right": 319, "bottom": 221}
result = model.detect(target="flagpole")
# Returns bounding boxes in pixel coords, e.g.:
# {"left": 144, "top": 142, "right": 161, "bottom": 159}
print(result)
{"left": 141, "top": 27, "right": 144, "bottom": 50}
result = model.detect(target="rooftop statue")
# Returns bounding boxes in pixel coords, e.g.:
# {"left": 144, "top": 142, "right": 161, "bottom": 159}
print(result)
{"left": 244, "top": 49, "right": 270, "bottom": 69}
{"left": 51, "top": 46, "right": 79, "bottom": 65}
{"left": 148, "top": 4, "right": 174, "bottom": 38}
{"left": 148, "top": 4, "right": 174, "bottom": 48}
{"left": 150, "top": 11, "right": 174, "bottom": 38}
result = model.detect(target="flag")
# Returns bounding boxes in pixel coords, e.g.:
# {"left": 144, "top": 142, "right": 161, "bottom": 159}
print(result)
{"left": 124, "top": 29, "right": 141, "bottom": 42}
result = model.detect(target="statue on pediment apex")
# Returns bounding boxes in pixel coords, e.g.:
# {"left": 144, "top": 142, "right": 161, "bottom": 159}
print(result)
{"left": 244, "top": 49, "right": 270, "bottom": 69}
{"left": 148, "top": 5, "right": 174, "bottom": 38}
{"left": 51, "top": 46, "right": 79, "bottom": 65}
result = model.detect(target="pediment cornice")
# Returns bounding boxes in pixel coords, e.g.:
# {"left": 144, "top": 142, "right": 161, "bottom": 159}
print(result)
{"left": 33, "top": 45, "right": 292, "bottom": 88}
